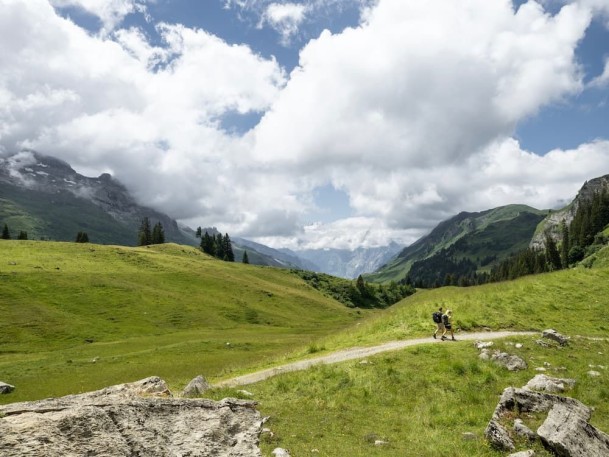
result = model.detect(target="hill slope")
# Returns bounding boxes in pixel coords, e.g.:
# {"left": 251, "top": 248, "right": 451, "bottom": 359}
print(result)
{"left": 368, "top": 204, "right": 547, "bottom": 283}
{"left": 0, "top": 241, "right": 361, "bottom": 402}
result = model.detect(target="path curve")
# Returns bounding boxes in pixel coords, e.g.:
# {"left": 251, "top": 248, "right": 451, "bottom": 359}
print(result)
{"left": 215, "top": 331, "right": 538, "bottom": 388}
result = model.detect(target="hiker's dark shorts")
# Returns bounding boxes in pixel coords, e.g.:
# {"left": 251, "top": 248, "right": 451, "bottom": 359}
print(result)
{"left": 444, "top": 324, "right": 452, "bottom": 330}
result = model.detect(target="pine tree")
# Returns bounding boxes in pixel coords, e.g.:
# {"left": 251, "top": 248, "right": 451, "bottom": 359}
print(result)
{"left": 223, "top": 233, "right": 234, "bottom": 262}
{"left": 2, "top": 224, "right": 10, "bottom": 240}
{"left": 18, "top": 231, "right": 28, "bottom": 240}
{"left": 560, "top": 220, "right": 570, "bottom": 268}
{"left": 242, "top": 250, "right": 249, "bottom": 264}
{"left": 151, "top": 222, "right": 165, "bottom": 244}
{"left": 138, "top": 217, "right": 152, "bottom": 246}
{"left": 215, "top": 233, "right": 225, "bottom": 260}
{"left": 201, "top": 231, "right": 215, "bottom": 255}
{"left": 195, "top": 226, "right": 202, "bottom": 238}
{"left": 545, "top": 235, "right": 562, "bottom": 271}
{"left": 75, "top": 231, "right": 89, "bottom": 243}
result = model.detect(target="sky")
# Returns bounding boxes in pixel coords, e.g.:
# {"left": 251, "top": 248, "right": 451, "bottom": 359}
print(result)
{"left": 1, "top": 0, "right": 609, "bottom": 250}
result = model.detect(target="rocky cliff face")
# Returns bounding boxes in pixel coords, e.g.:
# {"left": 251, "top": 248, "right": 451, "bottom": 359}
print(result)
{"left": 530, "top": 175, "right": 609, "bottom": 250}
{"left": 0, "top": 150, "right": 194, "bottom": 245}
{"left": 0, "top": 377, "right": 262, "bottom": 457}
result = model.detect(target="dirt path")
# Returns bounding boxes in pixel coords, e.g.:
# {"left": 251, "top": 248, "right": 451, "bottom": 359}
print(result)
{"left": 215, "top": 331, "right": 538, "bottom": 388}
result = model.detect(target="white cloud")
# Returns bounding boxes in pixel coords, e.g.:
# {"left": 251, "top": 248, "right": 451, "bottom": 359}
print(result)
{"left": 260, "top": 3, "right": 308, "bottom": 45}
{"left": 590, "top": 57, "right": 609, "bottom": 87}
{"left": 50, "top": 0, "right": 147, "bottom": 33}
{"left": 1, "top": 0, "right": 609, "bottom": 251}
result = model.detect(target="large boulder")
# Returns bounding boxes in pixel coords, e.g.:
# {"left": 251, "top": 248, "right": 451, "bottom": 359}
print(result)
{"left": 542, "top": 329, "right": 569, "bottom": 346}
{"left": 182, "top": 375, "right": 211, "bottom": 398}
{"left": 0, "top": 376, "right": 263, "bottom": 457}
{"left": 490, "top": 351, "right": 527, "bottom": 371}
{"left": 522, "top": 374, "right": 576, "bottom": 394}
{"left": 485, "top": 386, "right": 609, "bottom": 456}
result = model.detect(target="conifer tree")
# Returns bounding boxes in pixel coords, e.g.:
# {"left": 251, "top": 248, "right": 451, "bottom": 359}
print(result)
{"left": 195, "top": 226, "right": 202, "bottom": 238}
{"left": 560, "top": 220, "right": 570, "bottom": 268}
{"left": 2, "top": 224, "right": 10, "bottom": 239}
{"left": 75, "top": 231, "right": 89, "bottom": 243}
{"left": 215, "top": 233, "right": 225, "bottom": 259}
{"left": 223, "top": 233, "right": 234, "bottom": 262}
{"left": 545, "top": 235, "right": 562, "bottom": 271}
{"left": 151, "top": 222, "right": 165, "bottom": 244}
{"left": 18, "top": 231, "right": 28, "bottom": 240}
{"left": 242, "top": 250, "right": 249, "bottom": 264}
{"left": 201, "top": 231, "right": 215, "bottom": 255}
{"left": 138, "top": 217, "right": 152, "bottom": 246}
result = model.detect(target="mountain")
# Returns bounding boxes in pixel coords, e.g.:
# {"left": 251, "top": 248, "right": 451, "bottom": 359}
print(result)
{"left": 232, "top": 237, "right": 318, "bottom": 270}
{"left": 0, "top": 151, "right": 195, "bottom": 246}
{"left": 530, "top": 174, "right": 609, "bottom": 250}
{"left": 294, "top": 242, "right": 404, "bottom": 279}
{"left": 367, "top": 204, "right": 548, "bottom": 284}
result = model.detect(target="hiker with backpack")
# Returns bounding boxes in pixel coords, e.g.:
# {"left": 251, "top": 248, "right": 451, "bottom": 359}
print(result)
{"left": 441, "top": 309, "right": 456, "bottom": 341}
{"left": 432, "top": 307, "right": 444, "bottom": 339}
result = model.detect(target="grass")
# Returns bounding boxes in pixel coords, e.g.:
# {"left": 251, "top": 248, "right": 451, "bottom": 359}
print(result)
{"left": 0, "top": 240, "right": 362, "bottom": 402}
{"left": 209, "top": 335, "right": 609, "bottom": 456}
{"left": 2, "top": 240, "right": 609, "bottom": 456}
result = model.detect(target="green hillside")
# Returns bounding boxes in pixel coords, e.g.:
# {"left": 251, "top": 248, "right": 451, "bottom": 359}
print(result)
{"left": 368, "top": 204, "right": 547, "bottom": 283}
{"left": 217, "top": 248, "right": 609, "bottom": 456}
{"left": 0, "top": 240, "right": 361, "bottom": 402}
{"left": 2, "top": 240, "right": 609, "bottom": 456}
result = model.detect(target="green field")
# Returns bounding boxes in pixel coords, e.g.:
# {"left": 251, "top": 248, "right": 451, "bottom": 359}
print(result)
{"left": 0, "top": 241, "right": 363, "bottom": 401}
{"left": 1, "top": 240, "right": 609, "bottom": 456}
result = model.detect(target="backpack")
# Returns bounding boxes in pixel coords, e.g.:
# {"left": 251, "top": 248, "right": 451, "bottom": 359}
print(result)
{"left": 442, "top": 314, "right": 449, "bottom": 326}
{"left": 432, "top": 311, "right": 442, "bottom": 323}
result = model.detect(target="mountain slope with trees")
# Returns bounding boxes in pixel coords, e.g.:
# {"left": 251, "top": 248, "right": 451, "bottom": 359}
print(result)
{"left": 367, "top": 205, "right": 548, "bottom": 284}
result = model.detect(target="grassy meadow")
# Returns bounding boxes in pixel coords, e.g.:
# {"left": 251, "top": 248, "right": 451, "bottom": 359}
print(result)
{"left": 0, "top": 240, "right": 363, "bottom": 402}
{"left": 1, "top": 239, "right": 609, "bottom": 456}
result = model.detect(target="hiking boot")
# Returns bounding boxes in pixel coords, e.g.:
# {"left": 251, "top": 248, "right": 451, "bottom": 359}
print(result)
{"left": 451, "top": 338, "right": 456, "bottom": 341}
{"left": 433, "top": 334, "right": 436, "bottom": 339}
{"left": 441, "top": 336, "right": 446, "bottom": 341}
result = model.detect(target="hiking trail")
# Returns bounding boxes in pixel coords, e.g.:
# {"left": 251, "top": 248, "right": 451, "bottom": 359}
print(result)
{"left": 215, "top": 330, "right": 537, "bottom": 388}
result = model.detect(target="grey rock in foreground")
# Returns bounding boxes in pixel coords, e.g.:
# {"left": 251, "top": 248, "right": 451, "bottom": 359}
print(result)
{"left": 485, "top": 386, "right": 609, "bottom": 456}
{"left": 182, "top": 374, "right": 211, "bottom": 397}
{"left": 0, "top": 376, "right": 262, "bottom": 457}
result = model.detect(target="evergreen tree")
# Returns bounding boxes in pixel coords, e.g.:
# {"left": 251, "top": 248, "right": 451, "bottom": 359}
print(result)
{"left": 560, "top": 220, "right": 570, "bottom": 268}
{"left": 545, "top": 235, "right": 562, "bottom": 271}
{"left": 195, "top": 226, "right": 202, "bottom": 238}
{"left": 223, "top": 233, "right": 234, "bottom": 262}
{"left": 18, "top": 231, "right": 28, "bottom": 240}
{"left": 242, "top": 250, "right": 249, "bottom": 264}
{"left": 75, "top": 231, "right": 89, "bottom": 243}
{"left": 201, "top": 231, "right": 215, "bottom": 255}
{"left": 1, "top": 224, "right": 10, "bottom": 240}
{"left": 215, "top": 233, "right": 225, "bottom": 260}
{"left": 138, "top": 217, "right": 152, "bottom": 246}
{"left": 151, "top": 222, "right": 165, "bottom": 244}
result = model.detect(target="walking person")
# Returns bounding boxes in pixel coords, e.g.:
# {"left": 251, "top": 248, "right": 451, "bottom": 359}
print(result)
{"left": 432, "top": 307, "right": 444, "bottom": 339}
{"left": 441, "top": 309, "right": 456, "bottom": 341}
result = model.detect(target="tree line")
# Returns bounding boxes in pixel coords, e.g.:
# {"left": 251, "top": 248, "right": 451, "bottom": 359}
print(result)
{"left": 198, "top": 229, "right": 235, "bottom": 262}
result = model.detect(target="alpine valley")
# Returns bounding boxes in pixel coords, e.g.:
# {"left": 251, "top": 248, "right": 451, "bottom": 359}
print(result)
{"left": 1, "top": 151, "right": 608, "bottom": 282}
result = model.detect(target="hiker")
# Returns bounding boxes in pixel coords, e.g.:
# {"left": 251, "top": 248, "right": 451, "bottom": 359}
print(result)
{"left": 432, "top": 307, "right": 444, "bottom": 339}
{"left": 441, "top": 310, "right": 456, "bottom": 341}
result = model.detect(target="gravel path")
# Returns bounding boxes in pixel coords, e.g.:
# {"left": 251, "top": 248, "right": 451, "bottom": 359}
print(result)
{"left": 215, "top": 330, "right": 538, "bottom": 388}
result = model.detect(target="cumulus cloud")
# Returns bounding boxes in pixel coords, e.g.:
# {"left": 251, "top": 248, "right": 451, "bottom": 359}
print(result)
{"left": 260, "top": 3, "right": 308, "bottom": 45}
{"left": 1, "top": 0, "right": 609, "bottom": 250}
{"left": 50, "top": 0, "right": 147, "bottom": 33}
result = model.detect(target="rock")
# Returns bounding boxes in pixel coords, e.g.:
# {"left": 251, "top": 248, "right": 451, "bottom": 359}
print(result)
{"left": 514, "top": 419, "right": 537, "bottom": 441}
{"left": 485, "top": 387, "right": 609, "bottom": 456}
{"left": 542, "top": 329, "right": 569, "bottom": 346}
{"left": 0, "top": 377, "right": 262, "bottom": 456}
{"left": 522, "top": 374, "right": 576, "bottom": 393}
{"left": 237, "top": 390, "right": 254, "bottom": 397}
{"left": 479, "top": 349, "right": 491, "bottom": 361}
{"left": 538, "top": 402, "right": 609, "bottom": 456}
{"left": 507, "top": 451, "right": 535, "bottom": 457}
{"left": 588, "top": 370, "right": 601, "bottom": 377}
{"left": 515, "top": 343, "right": 523, "bottom": 349}
{"left": 462, "top": 432, "right": 477, "bottom": 441}
{"left": 272, "top": 448, "right": 291, "bottom": 457}
{"left": 374, "top": 440, "right": 389, "bottom": 446}
{"left": 0, "top": 382, "right": 15, "bottom": 394}
{"left": 474, "top": 341, "right": 494, "bottom": 349}
{"left": 490, "top": 351, "right": 527, "bottom": 371}
{"left": 181, "top": 375, "right": 210, "bottom": 397}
